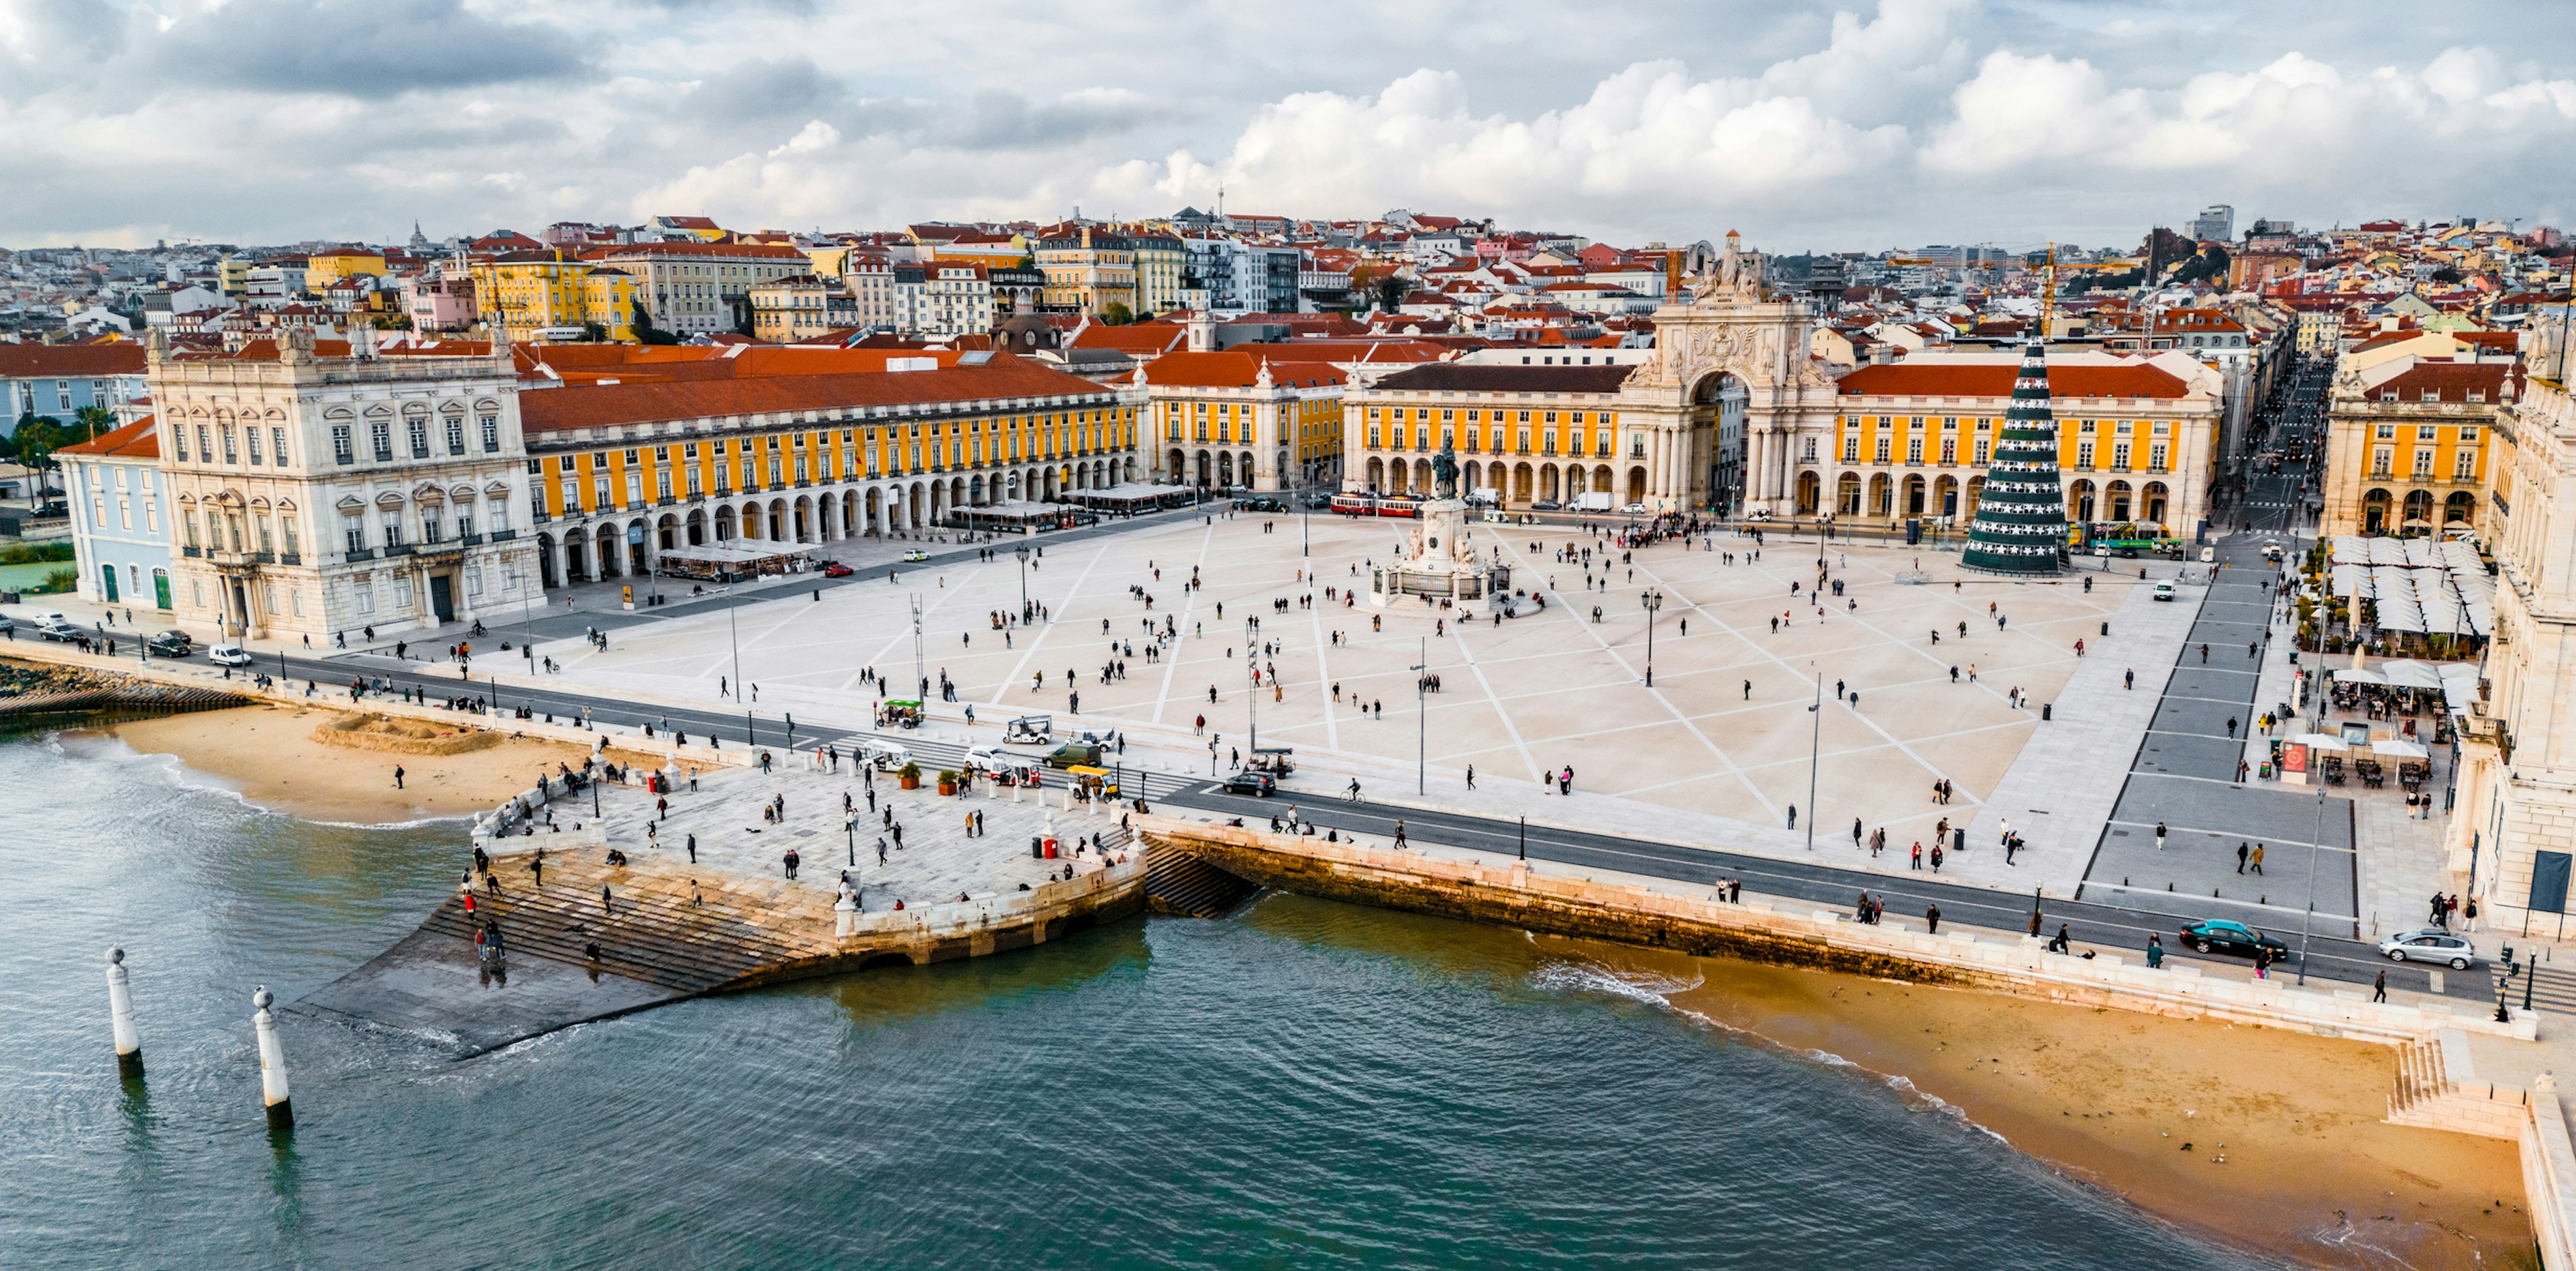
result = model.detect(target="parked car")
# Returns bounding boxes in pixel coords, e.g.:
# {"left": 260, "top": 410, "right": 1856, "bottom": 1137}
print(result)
{"left": 0, "top": 615, "right": 14, "bottom": 635}
{"left": 206, "top": 642, "right": 254, "bottom": 667}
{"left": 146, "top": 629, "right": 193, "bottom": 657}
{"left": 902, "top": 550, "right": 929, "bottom": 562}
{"left": 1233, "top": 497, "right": 1287, "bottom": 513}
{"left": 1045, "top": 741, "right": 1104, "bottom": 768}
{"left": 34, "top": 619, "right": 82, "bottom": 642}
{"left": 1619, "top": 502, "right": 1649, "bottom": 514}
{"left": 1222, "top": 769, "right": 1277, "bottom": 797}
{"left": 820, "top": 562, "right": 854, "bottom": 578}
{"left": 1529, "top": 499, "right": 1564, "bottom": 511}
{"left": 963, "top": 745, "right": 1026, "bottom": 775}
{"left": 2152, "top": 581, "right": 2176, "bottom": 602}
{"left": 2378, "top": 928, "right": 2478, "bottom": 969}
{"left": 2178, "top": 919, "right": 2288, "bottom": 960}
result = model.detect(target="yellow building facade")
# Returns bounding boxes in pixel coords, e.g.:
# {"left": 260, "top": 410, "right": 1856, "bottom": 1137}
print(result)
{"left": 469, "top": 256, "right": 637, "bottom": 342}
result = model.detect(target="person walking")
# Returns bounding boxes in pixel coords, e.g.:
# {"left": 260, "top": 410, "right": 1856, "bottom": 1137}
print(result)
{"left": 1910, "top": 842, "right": 1923, "bottom": 870}
{"left": 1393, "top": 819, "right": 1408, "bottom": 850}
{"left": 2249, "top": 843, "right": 2265, "bottom": 875}
{"left": 2155, "top": 820, "right": 2167, "bottom": 852}
{"left": 685, "top": 833, "right": 696, "bottom": 864}
{"left": 1465, "top": 764, "right": 1475, "bottom": 789}
{"left": 2236, "top": 842, "right": 2250, "bottom": 874}
{"left": 2146, "top": 934, "right": 2164, "bottom": 968}
{"left": 600, "top": 884, "right": 613, "bottom": 915}
{"left": 2373, "top": 970, "right": 2387, "bottom": 1003}
{"left": 393, "top": 765, "right": 406, "bottom": 790}
{"left": 1925, "top": 903, "right": 1941, "bottom": 934}
{"left": 1929, "top": 843, "right": 1943, "bottom": 872}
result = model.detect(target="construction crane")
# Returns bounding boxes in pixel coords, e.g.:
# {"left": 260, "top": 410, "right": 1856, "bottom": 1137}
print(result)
{"left": 2039, "top": 243, "right": 2132, "bottom": 340}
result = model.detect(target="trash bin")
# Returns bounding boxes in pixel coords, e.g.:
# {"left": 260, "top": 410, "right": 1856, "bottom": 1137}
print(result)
{"left": 2041, "top": 703, "right": 2052, "bottom": 721}
{"left": 2100, "top": 621, "right": 2109, "bottom": 636}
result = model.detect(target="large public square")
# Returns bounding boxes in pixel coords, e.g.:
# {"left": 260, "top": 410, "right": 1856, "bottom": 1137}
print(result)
{"left": 538, "top": 509, "right": 2137, "bottom": 858}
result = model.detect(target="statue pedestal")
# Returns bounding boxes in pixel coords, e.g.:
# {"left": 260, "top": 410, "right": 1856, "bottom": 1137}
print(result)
{"left": 1368, "top": 499, "right": 1505, "bottom": 609}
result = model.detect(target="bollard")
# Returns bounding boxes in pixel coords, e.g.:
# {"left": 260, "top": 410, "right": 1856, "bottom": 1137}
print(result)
{"left": 835, "top": 896, "right": 857, "bottom": 937}
{"left": 106, "top": 948, "right": 142, "bottom": 1078}
{"left": 252, "top": 986, "right": 292, "bottom": 1132}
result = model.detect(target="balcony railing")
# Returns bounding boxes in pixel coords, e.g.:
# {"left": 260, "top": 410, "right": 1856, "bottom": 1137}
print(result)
{"left": 180, "top": 546, "right": 202, "bottom": 558}
{"left": 344, "top": 548, "right": 376, "bottom": 562}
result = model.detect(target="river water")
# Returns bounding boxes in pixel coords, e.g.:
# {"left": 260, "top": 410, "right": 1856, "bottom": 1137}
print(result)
{"left": 0, "top": 732, "right": 2286, "bottom": 1269}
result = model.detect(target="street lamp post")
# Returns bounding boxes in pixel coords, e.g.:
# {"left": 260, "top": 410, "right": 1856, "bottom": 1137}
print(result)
{"left": 1805, "top": 664, "right": 1821, "bottom": 851}
{"left": 1640, "top": 588, "right": 1664, "bottom": 687}
{"left": 2296, "top": 782, "right": 2324, "bottom": 984}
{"left": 1015, "top": 544, "right": 1030, "bottom": 619}
{"left": 1246, "top": 617, "right": 1259, "bottom": 754}
{"left": 1411, "top": 636, "right": 1428, "bottom": 796}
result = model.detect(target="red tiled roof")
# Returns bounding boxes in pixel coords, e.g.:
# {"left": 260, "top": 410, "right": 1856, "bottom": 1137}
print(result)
{"left": 2376, "top": 361, "right": 2517, "bottom": 403}
{"left": 1836, "top": 362, "right": 2193, "bottom": 399}
{"left": 0, "top": 342, "right": 149, "bottom": 378}
{"left": 1069, "top": 325, "right": 1189, "bottom": 354}
{"left": 56, "top": 416, "right": 158, "bottom": 459}
{"left": 1140, "top": 350, "right": 1346, "bottom": 389}
{"left": 585, "top": 242, "right": 805, "bottom": 261}
{"left": 516, "top": 354, "right": 1112, "bottom": 436}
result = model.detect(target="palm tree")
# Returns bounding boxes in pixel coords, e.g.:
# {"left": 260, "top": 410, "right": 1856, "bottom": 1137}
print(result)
{"left": 73, "top": 404, "right": 115, "bottom": 444}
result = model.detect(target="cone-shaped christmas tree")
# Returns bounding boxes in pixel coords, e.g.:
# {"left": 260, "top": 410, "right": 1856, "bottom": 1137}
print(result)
{"left": 1962, "top": 340, "right": 2068, "bottom": 574}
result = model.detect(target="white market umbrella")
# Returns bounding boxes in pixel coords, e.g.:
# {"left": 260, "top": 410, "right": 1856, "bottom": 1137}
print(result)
{"left": 2332, "top": 668, "right": 2390, "bottom": 686}
{"left": 2291, "top": 733, "right": 2348, "bottom": 750}
{"left": 2372, "top": 739, "right": 2430, "bottom": 758}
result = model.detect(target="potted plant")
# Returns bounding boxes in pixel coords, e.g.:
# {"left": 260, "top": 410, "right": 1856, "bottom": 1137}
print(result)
{"left": 898, "top": 760, "right": 922, "bottom": 791}
{"left": 936, "top": 768, "right": 959, "bottom": 796}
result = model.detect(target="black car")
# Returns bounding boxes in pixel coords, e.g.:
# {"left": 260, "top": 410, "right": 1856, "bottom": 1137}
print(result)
{"left": 1232, "top": 497, "right": 1288, "bottom": 513}
{"left": 146, "top": 629, "right": 193, "bottom": 657}
{"left": 1222, "top": 770, "right": 1277, "bottom": 797}
{"left": 2178, "top": 919, "right": 2289, "bottom": 960}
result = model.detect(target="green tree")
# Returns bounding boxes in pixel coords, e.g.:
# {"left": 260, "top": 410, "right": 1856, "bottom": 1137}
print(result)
{"left": 1099, "top": 301, "right": 1134, "bottom": 325}
{"left": 73, "top": 404, "right": 115, "bottom": 444}
{"left": 631, "top": 304, "right": 683, "bottom": 346}
{"left": 1376, "top": 275, "right": 1408, "bottom": 313}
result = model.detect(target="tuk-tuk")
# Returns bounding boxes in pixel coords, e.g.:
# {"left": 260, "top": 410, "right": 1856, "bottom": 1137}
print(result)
{"left": 1248, "top": 746, "right": 1295, "bottom": 776}
{"left": 1006, "top": 714, "right": 1053, "bottom": 745}
{"left": 1066, "top": 764, "right": 1120, "bottom": 801}
{"left": 865, "top": 742, "right": 913, "bottom": 772}
{"left": 881, "top": 699, "right": 924, "bottom": 729}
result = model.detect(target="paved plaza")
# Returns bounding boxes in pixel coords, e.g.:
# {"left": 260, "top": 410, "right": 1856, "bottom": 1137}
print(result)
{"left": 580, "top": 754, "right": 1128, "bottom": 910}
{"left": 536, "top": 511, "right": 2138, "bottom": 862}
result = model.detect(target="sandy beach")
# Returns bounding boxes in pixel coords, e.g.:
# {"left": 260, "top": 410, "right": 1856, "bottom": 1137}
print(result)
{"left": 1537, "top": 935, "right": 2532, "bottom": 1269}
{"left": 110, "top": 705, "right": 603, "bottom": 824}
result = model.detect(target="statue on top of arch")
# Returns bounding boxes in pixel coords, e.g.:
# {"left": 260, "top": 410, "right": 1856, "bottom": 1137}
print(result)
{"left": 1695, "top": 230, "right": 1765, "bottom": 305}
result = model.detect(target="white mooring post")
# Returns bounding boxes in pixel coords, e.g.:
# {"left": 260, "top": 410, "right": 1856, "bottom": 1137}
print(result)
{"left": 252, "top": 987, "right": 292, "bottom": 1132}
{"left": 106, "top": 948, "right": 142, "bottom": 1078}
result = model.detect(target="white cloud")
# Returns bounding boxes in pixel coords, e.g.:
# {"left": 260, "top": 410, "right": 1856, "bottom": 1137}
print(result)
{"left": 2, "top": 1, "right": 2575, "bottom": 248}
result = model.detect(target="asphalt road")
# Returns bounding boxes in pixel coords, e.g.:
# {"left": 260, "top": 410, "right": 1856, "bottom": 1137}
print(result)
{"left": 1155, "top": 780, "right": 2531, "bottom": 1011}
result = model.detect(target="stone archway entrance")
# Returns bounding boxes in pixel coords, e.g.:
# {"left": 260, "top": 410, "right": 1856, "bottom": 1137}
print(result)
{"left": 1609, "top": 243, "right": 1838, "bottom": 514}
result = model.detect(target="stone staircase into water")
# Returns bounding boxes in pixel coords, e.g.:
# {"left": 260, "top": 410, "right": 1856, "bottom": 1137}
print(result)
{"left": 424, "top": 852, "right": 841, "bottom": 995}
{"left": 1144, "top": 842, "right": 1259, "bottom": 917}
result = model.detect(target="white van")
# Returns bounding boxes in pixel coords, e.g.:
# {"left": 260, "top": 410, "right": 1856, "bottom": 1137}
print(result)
{"left": 1572, "top": 491, "right": 1616, "bottom": 513}
{"left": 207, "top": 642, "right": 254, "bottom": 667}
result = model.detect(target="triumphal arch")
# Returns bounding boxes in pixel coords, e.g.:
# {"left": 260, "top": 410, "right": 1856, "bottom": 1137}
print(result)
{"left": 1613, "top": 238, "right": 1841, "bottom": 514}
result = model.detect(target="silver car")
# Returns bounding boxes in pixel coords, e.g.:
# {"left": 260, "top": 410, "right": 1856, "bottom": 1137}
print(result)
{"left": 2378, "top": 928, "right": 2478, "bottom": 969}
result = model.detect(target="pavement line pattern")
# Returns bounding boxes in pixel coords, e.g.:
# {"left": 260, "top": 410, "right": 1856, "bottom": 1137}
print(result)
{"left": 1147, "top": 519, "right": 1218, "bottom": 727}
{"left": 2079, "top": 536, "right": 2361, "bottom": 929}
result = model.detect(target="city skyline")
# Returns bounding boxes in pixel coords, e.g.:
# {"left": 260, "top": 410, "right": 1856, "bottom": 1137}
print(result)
{"left": 4, "top": 0, "right": 2575, "bottom": 249}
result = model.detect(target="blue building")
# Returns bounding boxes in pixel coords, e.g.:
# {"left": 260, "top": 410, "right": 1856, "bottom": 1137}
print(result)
{"left": 0, "top": 342, "right": 150, "bottom": 435}
{"left": 59, "top": 417, "right": 174, "bottom": 611}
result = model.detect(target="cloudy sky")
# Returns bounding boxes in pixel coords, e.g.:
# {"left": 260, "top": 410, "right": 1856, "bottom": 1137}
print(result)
{"left": 4, "top": 0, "right": 2573, "bottom": 252}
